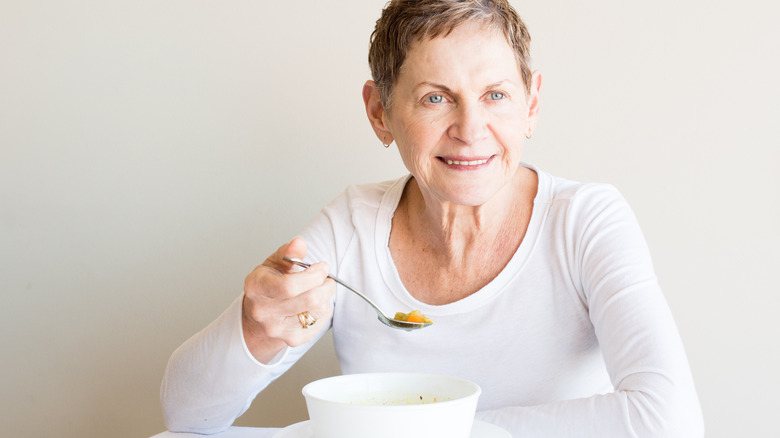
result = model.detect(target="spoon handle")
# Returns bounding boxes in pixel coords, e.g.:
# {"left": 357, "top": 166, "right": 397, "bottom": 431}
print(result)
{"left": 282, "top": 257, "right": 389, "bottom": 318}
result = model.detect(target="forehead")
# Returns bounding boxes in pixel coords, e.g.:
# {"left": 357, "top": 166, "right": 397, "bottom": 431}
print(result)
{"left": 400, "top": 23, "right": 521, "bottom": 85}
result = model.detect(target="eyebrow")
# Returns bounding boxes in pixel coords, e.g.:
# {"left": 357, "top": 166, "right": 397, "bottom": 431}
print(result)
{"left": 412, "top": 81, "right": 452, "bottom": 93}
{"left": 412, "top": 80, "right": 512, "bottom": 94}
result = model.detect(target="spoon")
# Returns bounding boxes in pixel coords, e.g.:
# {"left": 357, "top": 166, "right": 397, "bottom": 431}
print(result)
{"left": 282, "top": 257, "right": 432, "bottom": 331}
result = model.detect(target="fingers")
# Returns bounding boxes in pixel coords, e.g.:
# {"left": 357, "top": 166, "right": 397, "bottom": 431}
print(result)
{"left": 249, "top": 260, "right": 330, "bottom": 301}
{"left": 244, "top": 278, "right": 335, "bottom": 347}
{"left": 263, "top": 236, "right": 307, "bottom": 273}
{"left": 248, "top": 236, "right": 329, "bottom": 299}
{"left": 274, "top": 278, "right": 334, "bottom": 317}
{"left": 283, "top": 237, "right": 307, "bottom": 262}
{"left": 261, "top": 281, "right": 335, "bottom": 342}
{"left": 242, "top": 237, "right": 336, "bottom": 351}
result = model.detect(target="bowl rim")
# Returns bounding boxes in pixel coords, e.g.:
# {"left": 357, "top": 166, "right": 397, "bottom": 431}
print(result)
{"left": 301, "top": 372, "right": 482, "bottom": 409}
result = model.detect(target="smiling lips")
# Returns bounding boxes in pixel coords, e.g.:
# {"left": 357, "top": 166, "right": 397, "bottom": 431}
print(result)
{"left": 439, "top": 156, "right": 492, "bottom": 167}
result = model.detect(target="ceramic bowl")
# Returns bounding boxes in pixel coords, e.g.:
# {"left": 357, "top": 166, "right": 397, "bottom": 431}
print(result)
{"left": 302, "top": 372, "right": 481, "bottom": 438}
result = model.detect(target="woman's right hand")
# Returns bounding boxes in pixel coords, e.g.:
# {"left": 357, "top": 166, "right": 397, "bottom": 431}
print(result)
{"left": 241, "top": 237, "right": 335, "bottom": 363}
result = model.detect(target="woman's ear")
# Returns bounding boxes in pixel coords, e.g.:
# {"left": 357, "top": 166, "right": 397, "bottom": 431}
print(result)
{"left": 526, "top": 71, "right": 542, "bottom": 136}
{"left": 362, "top": 80, "right": 394, "bottom": 144}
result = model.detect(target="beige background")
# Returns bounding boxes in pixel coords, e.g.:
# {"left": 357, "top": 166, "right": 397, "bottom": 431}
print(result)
{"left": 1, "top": 0, "right": 778, "bottom": 436}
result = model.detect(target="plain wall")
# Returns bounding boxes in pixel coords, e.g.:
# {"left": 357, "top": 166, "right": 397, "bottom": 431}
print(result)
{"left": 1, "top": 1, "right": 777, "bottom": 436}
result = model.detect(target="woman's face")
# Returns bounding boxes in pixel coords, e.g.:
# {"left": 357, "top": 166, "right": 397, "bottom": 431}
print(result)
{"left": 368, "top": 23, "right": 541, "bottom": 207}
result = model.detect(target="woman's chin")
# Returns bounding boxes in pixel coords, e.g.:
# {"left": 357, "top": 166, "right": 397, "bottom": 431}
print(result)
{"left": 412, "top": 172, "right": 515, "bottom": 208}
{"left": 430, "top": 186, "right": 502, "bottom": 208}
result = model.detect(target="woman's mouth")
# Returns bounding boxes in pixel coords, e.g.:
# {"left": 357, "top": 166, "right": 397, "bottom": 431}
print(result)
{"left": 438, "top": 156, "right": 493, "bottom": 167}
{"left": 444, "top": 158, "right": 488, "bottom": 165}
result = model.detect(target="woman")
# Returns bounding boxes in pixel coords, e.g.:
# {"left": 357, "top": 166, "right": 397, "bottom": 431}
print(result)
{"left": 161, "top": 0, "right": 704, "bottom": 436}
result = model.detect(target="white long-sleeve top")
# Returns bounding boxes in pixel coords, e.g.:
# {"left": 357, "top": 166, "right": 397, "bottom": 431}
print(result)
{"left": 161, "top": 165, "right": 704, "bottom": 436}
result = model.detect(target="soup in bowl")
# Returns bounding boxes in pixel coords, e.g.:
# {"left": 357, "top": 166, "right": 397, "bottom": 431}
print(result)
{"left": 302, "top": 373, "right": 481, "bottom": 438}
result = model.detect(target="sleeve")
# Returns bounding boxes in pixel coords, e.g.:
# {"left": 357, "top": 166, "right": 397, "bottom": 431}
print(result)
{"left": 160, "top": 294, "right": 329, "bottom": 434}
{"left": 476, "top": 185, "right": 704, "bottom": 437}
{"left": 159, "top": 189, "right": 355, "bottom": 434}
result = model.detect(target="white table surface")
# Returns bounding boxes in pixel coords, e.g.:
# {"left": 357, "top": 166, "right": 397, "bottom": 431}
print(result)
{"left": 151, "top": 427, "right": 281, "bottom": 438}
{"left": 151, "top": 420, "right": 512, "bottom": 438}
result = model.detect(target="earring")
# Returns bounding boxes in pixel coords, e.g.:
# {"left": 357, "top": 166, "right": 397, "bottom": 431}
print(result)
{"left": 525, "top": 131, "right": 532, "bottom": 140}
{"left": 382, "top": 140, "right": 391, "bottom": 148}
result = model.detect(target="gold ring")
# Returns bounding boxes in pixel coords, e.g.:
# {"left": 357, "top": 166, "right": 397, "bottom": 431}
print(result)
{"left": 298, "top": 311, "right": 317, "bottom": 329}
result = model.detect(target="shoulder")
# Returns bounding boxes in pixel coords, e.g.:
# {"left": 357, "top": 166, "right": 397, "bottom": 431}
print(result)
{"left": 542, "top": 172, "right": 623, "bottom": 205}
{"left": 344, "top": 177, "right": 406, "bottom": 207}
{"left": 531, "top": 166, "right": 639, "bottom": 240}
{"left": 534, "top": 167, "right": 629, "bottom": 216}
{"left": 323, "top": 175, "right": 408, "bottom": 216}
{"left": 299, "top": 175, "right": 408, "bottom": 264}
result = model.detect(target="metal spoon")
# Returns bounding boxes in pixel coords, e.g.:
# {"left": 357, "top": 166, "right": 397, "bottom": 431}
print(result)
{"left": 282, "top": 257, "right": 432, "bottom": 331}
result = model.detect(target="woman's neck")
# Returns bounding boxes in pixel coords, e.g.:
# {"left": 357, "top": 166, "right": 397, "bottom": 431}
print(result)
{"left": 396, "top": 166, "right": 537, "bottom": 267}
{"left": 389, "top": 166, "right": 537, "bottom": 304}
{"left": 412, "top": 167, "right": 538, "bottom": 250}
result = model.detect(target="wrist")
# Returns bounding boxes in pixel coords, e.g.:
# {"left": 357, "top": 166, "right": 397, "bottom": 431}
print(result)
{"left": 241, "top": 310, "right": 287, "bottom": 364}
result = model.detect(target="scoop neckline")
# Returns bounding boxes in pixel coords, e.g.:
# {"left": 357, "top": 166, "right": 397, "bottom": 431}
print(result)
{"left": 373, "top": 163, "right": 551, "bottom": 315}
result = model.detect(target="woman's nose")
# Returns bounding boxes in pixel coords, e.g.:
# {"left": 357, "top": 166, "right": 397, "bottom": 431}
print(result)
{"left": 448, "top": 103, "right": 488, "bottom": 145}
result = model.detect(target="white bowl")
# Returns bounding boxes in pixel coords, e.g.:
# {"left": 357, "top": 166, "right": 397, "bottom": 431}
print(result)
{"left": 302, "top": 373, "right": 481, "bottom": 438}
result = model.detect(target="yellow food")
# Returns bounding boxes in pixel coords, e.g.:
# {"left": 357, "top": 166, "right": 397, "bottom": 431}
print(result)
{"left": 393, "top": 310, "right": 433, "bottom": 324}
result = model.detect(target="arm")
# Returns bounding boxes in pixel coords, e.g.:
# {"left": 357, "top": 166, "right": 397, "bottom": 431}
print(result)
{"left": 158, "top": 183, "right": 359, "bottom": 434}
{"left": 160, "top": 239, "right": 335, "bottom": 434}
{"left": 477, "top": 185, "right": 703, "bottom": 437}
{"left": 161, "top": 295, "right": 300, "bottom": 433}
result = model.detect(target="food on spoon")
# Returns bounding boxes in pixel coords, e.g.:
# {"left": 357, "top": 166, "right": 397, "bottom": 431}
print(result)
{"left": 393, "top": 310, "right": 433, "bottom": 324}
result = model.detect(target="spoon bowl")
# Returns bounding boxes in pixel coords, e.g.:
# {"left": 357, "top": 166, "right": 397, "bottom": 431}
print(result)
{"left": 283, "top": 257, "right": 432, "bottom": 331}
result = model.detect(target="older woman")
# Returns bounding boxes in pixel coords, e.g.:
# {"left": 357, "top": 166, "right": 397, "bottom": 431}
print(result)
{"left": 161, "top": 0, "right": 704, "bottom": 436}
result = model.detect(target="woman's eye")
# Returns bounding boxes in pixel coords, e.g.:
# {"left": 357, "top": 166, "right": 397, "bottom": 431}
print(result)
{"left": 489, "top": 92, "right": 505, "bottom": 100}
{"left": 426, "top": 94, "right": 444, "bottom": 104}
